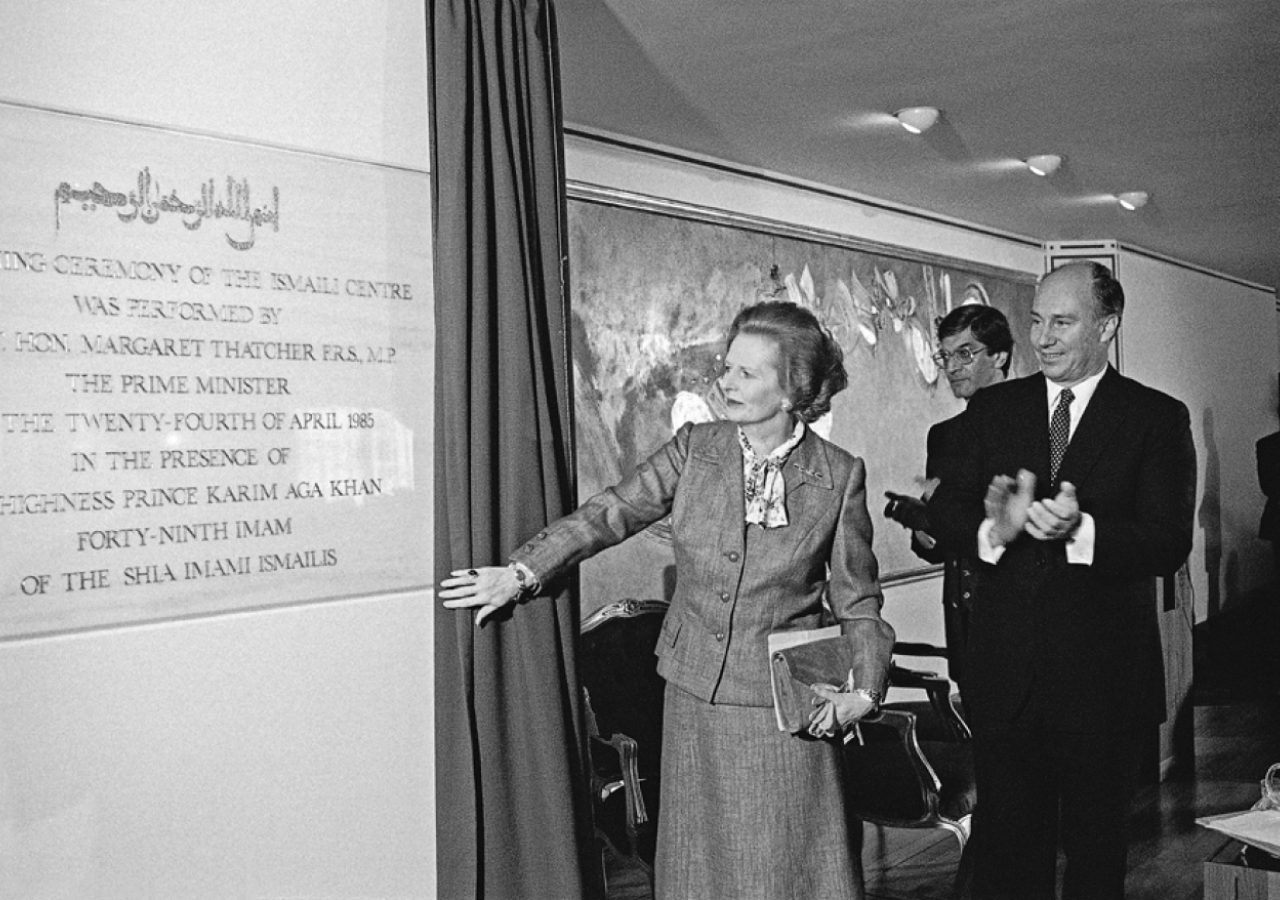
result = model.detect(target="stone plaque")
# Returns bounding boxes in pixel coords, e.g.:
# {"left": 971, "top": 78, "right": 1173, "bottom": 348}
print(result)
{"left": 0, "top": 103, "right": 433, "bottom": 638}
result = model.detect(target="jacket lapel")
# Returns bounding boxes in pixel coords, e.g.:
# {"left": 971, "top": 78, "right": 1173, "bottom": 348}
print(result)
{"left": 1054, "top": 366, "right": 1125, "bottom": 488}
{"left": 784, "top": 427, "right": 835, "bottom": 528}
{"left": 697, "top": 423, "right": 747, "bottom": 548}
{"left": 701, "top": 422, "right": 833, "bottom": 537}
{"left": 997, "top": 374, "right": 1053, "bottom": 494}
{"left": 1025, "top": 374, "right": 1053, "bottom": 490}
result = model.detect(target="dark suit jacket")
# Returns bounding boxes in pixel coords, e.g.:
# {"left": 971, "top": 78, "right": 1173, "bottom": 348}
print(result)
{"left": 928, "top": 368, "right": 1196, "bottom": 733}
{"left": 911, "top": 413, "right": 981, "bottom": 687}
{"left": 910, "top": 413, "right": 964, "bottom": 565}
{"left": 1258, "top": 431, "right": 1280, "bottom": 541}
{"left": 513, "top": 420, "right": 895, "bottom": 706}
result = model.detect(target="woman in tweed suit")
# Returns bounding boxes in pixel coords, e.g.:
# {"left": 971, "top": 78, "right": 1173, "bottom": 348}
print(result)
{"left": 441, "top": 300, "right": 895, "bottom": 900}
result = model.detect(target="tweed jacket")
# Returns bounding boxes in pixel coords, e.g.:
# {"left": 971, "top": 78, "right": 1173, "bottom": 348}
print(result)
{"left": 512, "top": 419, "right": 895, "bottom": 707}
{"left": 928, "top": 368, "right": 1196, "bottom": 733}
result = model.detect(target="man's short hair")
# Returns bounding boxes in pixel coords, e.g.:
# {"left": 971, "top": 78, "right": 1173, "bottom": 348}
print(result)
{"left": 1084, "top": 262, "right": 1125, "bottom": 319}
{"left": 936, "top": 304, "right": 1014, "bottom": 375}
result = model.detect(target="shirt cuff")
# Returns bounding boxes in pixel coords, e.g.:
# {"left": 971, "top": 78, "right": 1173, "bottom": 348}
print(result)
{"left": 1065, "top": 513, "right": 1096, "bottom": 565}
{"left": 977, "top": 518, "right": 1006, "bottom": 564}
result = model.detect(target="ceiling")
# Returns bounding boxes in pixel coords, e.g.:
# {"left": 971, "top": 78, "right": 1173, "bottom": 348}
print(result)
{"left": 555, "top": 0, "right": 1280, "bottom": 290}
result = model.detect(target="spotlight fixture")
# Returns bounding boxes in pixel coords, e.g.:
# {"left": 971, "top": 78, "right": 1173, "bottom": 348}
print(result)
{"left": 1025, "top": 154, "right": 1063, "bottom": 177}
{"left": 894, "top": 106, "right": 940, "bottom": 134}
{"left": 1117, "top": 191, "right": 1150, "bottom": 210}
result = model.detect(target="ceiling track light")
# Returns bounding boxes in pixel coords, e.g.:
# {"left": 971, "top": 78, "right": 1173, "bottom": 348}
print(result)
{"left": 1117, "top": 191, "right": 1150, "bottom": 210}
{"left": 894, "top": 106, "right": 940, "bottom": 134}
{"left": 1025, "top": 154, "right": 1063, "bottom": 177}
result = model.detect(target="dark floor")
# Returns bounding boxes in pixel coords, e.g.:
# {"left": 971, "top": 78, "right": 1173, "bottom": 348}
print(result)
{"left": 604, "top": 599, "right": 1280, "bottom": 900}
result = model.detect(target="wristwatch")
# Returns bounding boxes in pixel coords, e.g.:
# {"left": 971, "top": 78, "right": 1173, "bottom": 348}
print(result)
{"left": 508, "top": 561, "right": 539, "bottom": 601}
{"left": 851, "top": 687, "right": 882, "bottom": 711}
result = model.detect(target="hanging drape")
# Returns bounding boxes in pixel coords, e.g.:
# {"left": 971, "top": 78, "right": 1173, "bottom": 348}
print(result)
{"left": 428, "top": 2, "right": 601, "bottom": 898}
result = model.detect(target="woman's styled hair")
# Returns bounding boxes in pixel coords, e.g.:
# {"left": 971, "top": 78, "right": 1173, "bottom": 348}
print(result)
{"left": 726, "top": 301, "right": 848, "bottom": 423}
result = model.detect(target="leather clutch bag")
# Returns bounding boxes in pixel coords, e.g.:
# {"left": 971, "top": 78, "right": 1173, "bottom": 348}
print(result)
{"left": 768, "top": 625, "right": 856, "bottom": 733}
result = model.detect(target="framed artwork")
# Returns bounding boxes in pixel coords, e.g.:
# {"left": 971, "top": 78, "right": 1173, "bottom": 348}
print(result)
{"left": 567, "top": 185, "right": 1038, "bottom": 612}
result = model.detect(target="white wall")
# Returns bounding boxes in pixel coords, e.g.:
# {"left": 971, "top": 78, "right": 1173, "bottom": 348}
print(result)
{"left": 0, "top": 598, "right": 434, "bottom": 900}
{"left": 0, "top": 1, "right": 429, "bottom": 170}
{"left": 0, "top": 3, "right": 436, "bottom": 899}
{"left": 1119, "top": 252, "right": 1278, "bottom": 620}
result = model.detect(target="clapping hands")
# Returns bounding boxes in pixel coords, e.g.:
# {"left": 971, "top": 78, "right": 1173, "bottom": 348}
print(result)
{"left": 884, "top": 477, "right": 940, "bottom": 533}
{"left": 986, "top": 469, "right": 1082, "bottom": 546}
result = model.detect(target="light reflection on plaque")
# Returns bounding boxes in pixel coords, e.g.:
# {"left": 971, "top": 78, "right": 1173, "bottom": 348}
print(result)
{"left": 0, "top": 103, "right": 433, "bottom": 638}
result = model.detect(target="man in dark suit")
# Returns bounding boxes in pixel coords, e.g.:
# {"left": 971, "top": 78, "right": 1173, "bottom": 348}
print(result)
{"left": 929, "top": 262, "right": 1197, "bottom": 900}
{"left": 885, "top": 304, "right": 1014, "bottom": 688}
{"left": 1259, "top": 427, "right": 1280, "bottom": 580}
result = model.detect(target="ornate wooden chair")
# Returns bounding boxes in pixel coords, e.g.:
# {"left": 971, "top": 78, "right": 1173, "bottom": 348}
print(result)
{"left": 844, "top": 645, "right": 976, "bottom": 892}
{"left": 580, "top": 598, "right": 669, "bottom": 891}
{"left": 887, "top": 641, "right": 972, "bottom": 742}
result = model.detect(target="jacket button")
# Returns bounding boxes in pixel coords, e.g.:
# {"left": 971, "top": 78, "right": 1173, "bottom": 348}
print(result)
{"left": 962, "top": 591, "right": 971, "bottom": 600}
{"left": 719, "top": 591, "right": 731, "bottom": 603}
{"left": 725, "top": 551, "right": 740, "bottom": 562}
{"left": 715, "top": 632, "right": 725, "bottom": 642}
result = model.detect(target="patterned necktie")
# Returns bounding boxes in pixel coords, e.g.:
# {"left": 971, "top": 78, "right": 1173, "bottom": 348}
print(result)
{"left": 1049, "top": 387, "right": 1075, "bottom": 480}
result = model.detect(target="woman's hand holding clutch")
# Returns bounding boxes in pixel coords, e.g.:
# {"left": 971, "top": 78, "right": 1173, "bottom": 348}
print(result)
{"left": 807, "top": 683, "right": 877, "bottom": 739}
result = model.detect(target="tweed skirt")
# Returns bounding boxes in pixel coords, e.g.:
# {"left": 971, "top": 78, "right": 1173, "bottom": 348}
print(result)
{"left": 655, "top": 682, "right": 864, "bottom": 900}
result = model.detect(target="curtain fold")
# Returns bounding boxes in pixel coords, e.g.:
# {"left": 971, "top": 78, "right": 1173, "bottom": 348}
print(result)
{"left": 429, "top": 2, "right": 600, "bottom": 898}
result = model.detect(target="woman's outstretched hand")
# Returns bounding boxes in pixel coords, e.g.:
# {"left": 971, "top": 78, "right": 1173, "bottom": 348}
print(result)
{"left": 438, "top": 565, "right": 522, "bottom": 627}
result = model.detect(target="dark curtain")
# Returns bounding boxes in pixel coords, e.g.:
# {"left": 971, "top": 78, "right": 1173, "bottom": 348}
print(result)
{"left": 428, "top": 2, "right": 601, "bottom": 899}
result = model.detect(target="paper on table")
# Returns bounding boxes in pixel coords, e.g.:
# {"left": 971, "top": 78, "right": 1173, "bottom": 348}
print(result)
{"left": 1196, "top": 809, "right": 1280, "bottom": 858}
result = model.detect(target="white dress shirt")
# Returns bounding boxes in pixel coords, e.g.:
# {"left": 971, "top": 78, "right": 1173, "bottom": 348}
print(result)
{"left": 978, "top": 367, "right": 1108, "bottom": 566}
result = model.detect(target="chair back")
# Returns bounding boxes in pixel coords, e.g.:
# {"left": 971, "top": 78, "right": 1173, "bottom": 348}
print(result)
{"left": 844, "top": 710, "right": 943, "bottom": 827}
{"left": 580, "top": 598, "right": 669, "bottom": 884}
{"left": 843, "top": 659, "right": 976, "bottom": 852}
{"left": 844, "top": 655, "right": 976, "bottom": 897}
{"left": 580, "top": 598, "right": 669, "bottom": 773}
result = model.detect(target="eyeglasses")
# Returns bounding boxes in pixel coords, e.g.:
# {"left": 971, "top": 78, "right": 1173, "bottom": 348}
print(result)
{"left": 931, "top": 345, "right": 991, "bottom": 368}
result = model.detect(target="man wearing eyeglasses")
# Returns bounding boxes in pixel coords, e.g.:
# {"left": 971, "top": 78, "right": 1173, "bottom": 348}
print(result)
{"left": 928, "top": 262, "right": 1196, "bottom": 900}
{"left": 885, "top": 304, "right": 1013, "bottom": 688}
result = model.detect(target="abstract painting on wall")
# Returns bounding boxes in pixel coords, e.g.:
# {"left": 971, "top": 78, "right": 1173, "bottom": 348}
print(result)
{"left": 567, "top": 188, "right": 1038, "bottom": 611}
